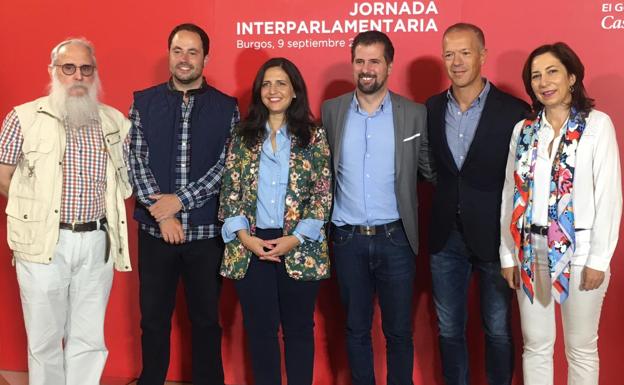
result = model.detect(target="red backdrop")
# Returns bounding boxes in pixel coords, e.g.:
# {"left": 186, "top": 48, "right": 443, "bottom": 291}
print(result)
{"left": 1, "top": 1, "right": 623, "bottom": 384}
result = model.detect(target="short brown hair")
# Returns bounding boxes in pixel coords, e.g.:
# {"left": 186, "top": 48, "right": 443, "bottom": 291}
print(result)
{"left": 443, "top": 23, "right": 485, "bottom": 50}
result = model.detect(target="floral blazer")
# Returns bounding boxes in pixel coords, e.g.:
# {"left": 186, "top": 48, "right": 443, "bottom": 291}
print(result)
{"left": 218, "top": 126, "right": 332, "bottom": 281}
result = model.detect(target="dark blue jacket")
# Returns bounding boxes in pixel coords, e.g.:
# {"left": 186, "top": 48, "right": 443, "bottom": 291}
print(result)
{"left": 132, "top": 81, "right": 236, "bottom": 227}
{"left": 426, "top": 83, "right": 529, "bottom": 261}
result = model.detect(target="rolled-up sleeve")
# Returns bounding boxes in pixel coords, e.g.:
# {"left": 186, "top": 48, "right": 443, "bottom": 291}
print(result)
{"left": 221, "top": 215, "right": 250, "bottom": 243}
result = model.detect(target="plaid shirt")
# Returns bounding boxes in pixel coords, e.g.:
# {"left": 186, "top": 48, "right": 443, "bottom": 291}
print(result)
{"left": 0, "top": 109, "right": 115, "bottom": 223}
{"left": 129, "top": 80, "right": 239, "bottom": 241}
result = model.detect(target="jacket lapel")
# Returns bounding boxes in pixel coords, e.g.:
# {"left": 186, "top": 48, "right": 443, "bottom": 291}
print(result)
{"left": 463, "top": 86, "right": 500, "bottom": 167}
{"left": 433, "top": 92, "right": 459, "bottom": 174}
{"left": 245, "top": 140, "right": 262, "bottom": 231}
{"left": 391, "top": 92, "right": 404, "bottom": 180}
{"left": 332, "top": 93, "right": 352, "bottom": 172}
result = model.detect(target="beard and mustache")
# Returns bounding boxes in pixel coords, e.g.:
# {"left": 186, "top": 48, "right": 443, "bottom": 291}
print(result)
{"left": 356, "top": 72, "right": 388, "bottom": 95}
{"left": 172, "top": 61, "right": 203, "bottom": 85}
{"left": 48, "top": 71, "right": 101, "bottom": 130}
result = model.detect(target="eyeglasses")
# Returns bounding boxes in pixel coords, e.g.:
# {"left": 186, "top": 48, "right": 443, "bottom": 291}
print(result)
{"left": 53, "top": 63, "right": 96, "bottom": 76}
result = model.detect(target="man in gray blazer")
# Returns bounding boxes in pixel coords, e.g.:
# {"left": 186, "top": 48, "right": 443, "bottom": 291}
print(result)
{"left": 321, "top": 30, "right": 434, "bottom": 385}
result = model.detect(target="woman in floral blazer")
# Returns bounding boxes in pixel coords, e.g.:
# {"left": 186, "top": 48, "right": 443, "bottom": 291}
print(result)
{"left": 218, "top": 57, "right": 332, "bottom": 385}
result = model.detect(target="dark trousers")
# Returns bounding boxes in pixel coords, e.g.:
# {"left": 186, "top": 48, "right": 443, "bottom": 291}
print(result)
{"left": 234, "top": 228, "right": 321, "bottom": 385}
{"left": 430, "top": 228, "right": 513, "bottom": 385}
{"left": 331, "top": 222, "right": 416, "bottom": 385}
{"left": 137, "top": 230, "right": 224, "bottom": 385}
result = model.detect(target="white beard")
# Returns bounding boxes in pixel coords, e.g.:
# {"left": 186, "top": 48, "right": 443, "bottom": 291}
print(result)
{"left": 48, "top": 72, "right": 101, "bottom": 130}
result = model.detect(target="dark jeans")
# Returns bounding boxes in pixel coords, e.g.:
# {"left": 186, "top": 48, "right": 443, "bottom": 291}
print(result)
{"left": 234, "top": 228, "right": 321, "bottom": 385}
{"left": 430, "top": 228, "right": 513, "bottom": 385}
{"left": 331, "top": 222, "right": 415, "bottom": 385}
{"left": 137, "top": 230, "right": 224, "bottom": 385}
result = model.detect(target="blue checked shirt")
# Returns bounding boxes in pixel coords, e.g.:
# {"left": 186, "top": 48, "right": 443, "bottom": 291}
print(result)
{"left": 129, "top": 80, "right": 240, "bottom": 241}
{"left": 445, "top": 79, "right": 490, "bottom": 169}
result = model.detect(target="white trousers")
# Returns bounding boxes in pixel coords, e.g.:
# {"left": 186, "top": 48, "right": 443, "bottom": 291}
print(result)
{"left": 517, "top": 235, "right": 610, "bottom": 385}
{"left": 16, "top": 229, "right": 113, "bottom": 385}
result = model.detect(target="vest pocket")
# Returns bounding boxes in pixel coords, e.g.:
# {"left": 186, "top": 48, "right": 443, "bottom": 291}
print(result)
{"left": 20, "top": 139, "right": 53, "bottom": 183}
{"left": 5, "top": 198, "right": 47, "bottom": 255}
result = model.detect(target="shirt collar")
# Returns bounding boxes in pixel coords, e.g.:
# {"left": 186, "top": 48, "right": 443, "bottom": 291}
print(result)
{"left": 351, "top": 91, "right": 392, "bottom": 114}
{"left": 167, "top": 77, "right": 209, "bottom": 96}
{"left": 540, "top": 110, "right": 569, "bottom": 133}
{"left": 446, "top": 78, "right": 490, "bottom": 109}
{"left": 264, "top": 121, "right": 290, "bottom": 139}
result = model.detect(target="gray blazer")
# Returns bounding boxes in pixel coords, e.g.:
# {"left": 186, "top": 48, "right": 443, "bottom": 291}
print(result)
{"left": 321, "top": 91, "right": 435, "bottom": 254}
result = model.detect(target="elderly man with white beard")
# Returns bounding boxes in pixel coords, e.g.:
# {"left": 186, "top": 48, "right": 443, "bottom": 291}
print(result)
{"left": 0, "top": 38, "right": 132, "bottom": 385}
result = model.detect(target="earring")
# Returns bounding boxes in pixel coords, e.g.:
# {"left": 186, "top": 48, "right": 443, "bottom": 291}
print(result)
{"left": 569, "top": 85, "right": 575, "bottom": 93}
{"left": 293, "top": 95, "right": 297, "bottom": 99}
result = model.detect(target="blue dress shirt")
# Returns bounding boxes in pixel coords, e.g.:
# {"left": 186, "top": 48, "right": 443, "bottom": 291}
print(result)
{"left": 222, "top": 123, "right": 324, "bottom": 243}
{"left": 445, "top": 79, "right": 490, "bottom": 169}
{"left": 332, "top": 92, "right": 400, "bottom": 226}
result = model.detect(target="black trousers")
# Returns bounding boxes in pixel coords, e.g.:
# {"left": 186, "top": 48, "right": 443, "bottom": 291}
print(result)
{"left": 234, "top": 228, "right": 321, "bottom": 385}
{"left": 137, "top": 230, "right": 224, "bottom": 385}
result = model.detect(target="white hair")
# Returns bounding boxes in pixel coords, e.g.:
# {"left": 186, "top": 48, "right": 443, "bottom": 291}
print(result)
{"left": 49, "top": 37, "right": 97, "bottom": 67}
{"left": 48, "top": 38, "right": 102, "bottom": 129}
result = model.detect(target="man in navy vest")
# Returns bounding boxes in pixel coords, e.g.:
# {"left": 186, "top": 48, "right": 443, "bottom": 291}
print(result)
{"left": 128, "top": 23, "right": 238, "bottom": 385}
{"left": 426, "top": 23, "right": 528, "bottom": 385}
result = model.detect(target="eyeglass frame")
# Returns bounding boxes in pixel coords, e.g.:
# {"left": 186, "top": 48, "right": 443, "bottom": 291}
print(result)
{"left": 52, "top": 63, "right": 96, "bottom": 77}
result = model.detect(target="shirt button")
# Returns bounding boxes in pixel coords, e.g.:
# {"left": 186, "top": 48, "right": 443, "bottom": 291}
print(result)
{"left": 459, "top": 134, "right": 463, "bottom": 138}
{"left": 272, "top": 181, "right": 276, "bottom": 185}
{"left": 460, "top": 156, "right": 464, "bottom": 160}
{"left": 457, "top": 111, "right": 461, "bottom": 115}
{"left": 181, "top": 164, "right": 186, "bottom": 168}
{"left": 367, "top": 135, "right": 371, "bottom": 139}
{"left": 366, "top": 174, "right": 370, "bottom": 178}
{"left": 182, "top": 142, "right": 187, "bottom": 147}
{"left": 271, "top": 219, "right": 275, "bottom": 223}
{"left": 271, "top": 200, "right": 275, "bottom": 204}
{"left": 366, "top": 154, "right": 370, "bottom": 158}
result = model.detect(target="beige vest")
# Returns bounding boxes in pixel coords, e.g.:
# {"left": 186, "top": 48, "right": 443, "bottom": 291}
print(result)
{"left": 8, "top": 96, "right": 133, "bottom": 271}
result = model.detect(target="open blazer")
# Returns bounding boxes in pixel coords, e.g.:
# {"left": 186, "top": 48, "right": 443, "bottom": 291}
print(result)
{"left": 218, "top": 127, "right": 333, "bottom": 281}
{"left": 322, "top": 91, "right": 435, "bottom": 254}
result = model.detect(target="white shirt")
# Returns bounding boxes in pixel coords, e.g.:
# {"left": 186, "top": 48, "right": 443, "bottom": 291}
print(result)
{"left": 500, "top": 109, "right": 622, "bottom": 271}
{"left": 532, "top": 114, "right": 567, "bottom": 226}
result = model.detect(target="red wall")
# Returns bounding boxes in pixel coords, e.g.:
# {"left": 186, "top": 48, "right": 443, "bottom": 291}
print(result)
{"left": 1, "top": 1, "right": 623, "bottom": 384}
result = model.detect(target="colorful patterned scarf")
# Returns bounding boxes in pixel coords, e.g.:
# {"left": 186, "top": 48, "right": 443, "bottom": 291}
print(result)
{"left": 510, "top": 108, "right": 586, "bottom": 303}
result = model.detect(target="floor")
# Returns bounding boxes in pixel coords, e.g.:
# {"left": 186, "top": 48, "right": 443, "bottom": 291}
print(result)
{"left": 0, "top": 371, "right": 192, "bottom": 385}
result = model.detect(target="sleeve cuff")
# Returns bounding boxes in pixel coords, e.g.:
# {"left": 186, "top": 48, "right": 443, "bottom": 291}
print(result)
{"left": 294, "top": 219, "right": 325, "bottom": 242}
{"left": 584, "top": 255, "right": 610, "bottom": 272}
{"left": 292, "top": 231, "right": 305, "bottom": 245}
{"left": 175, "top": 188, "right": 192, "bottom": 211}
{"left": 499, "top": 253, "right": 517, "bottom": 269}
{"left": 221, "top": 216, "right": 249, "bottom": 243}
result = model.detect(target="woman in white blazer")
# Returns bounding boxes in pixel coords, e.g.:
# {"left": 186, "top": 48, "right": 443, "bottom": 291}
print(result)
{"left": 499, "top": 42, "right": 622, "bottom": 385}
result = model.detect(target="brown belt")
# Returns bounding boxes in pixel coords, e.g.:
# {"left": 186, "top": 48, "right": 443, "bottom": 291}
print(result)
{"left": 337, "top": 220, "right": 402, "bottom": 236}
{"left": 59, "top": 217, "right": 107, "bottom": 232}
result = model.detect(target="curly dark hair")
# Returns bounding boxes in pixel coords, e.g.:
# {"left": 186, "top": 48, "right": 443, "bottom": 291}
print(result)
{"left": 238, "top": 57, "right": 314, "bottom": 149}
{"left": 522, "top": 42, "right": 594, "bottom": 118}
